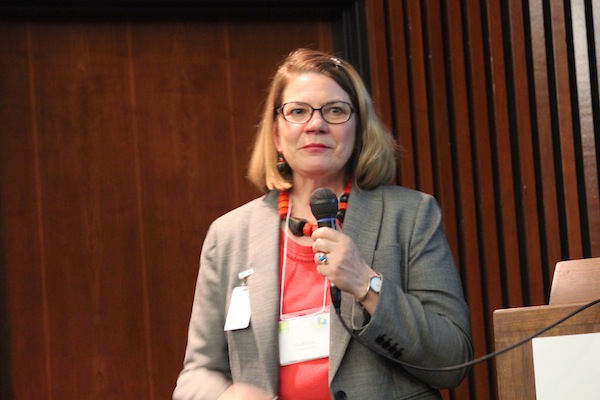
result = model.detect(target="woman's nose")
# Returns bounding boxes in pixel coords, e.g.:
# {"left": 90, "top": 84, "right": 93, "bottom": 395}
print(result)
{"left": 304, "top": 110, "right": 328, "bottom": 132}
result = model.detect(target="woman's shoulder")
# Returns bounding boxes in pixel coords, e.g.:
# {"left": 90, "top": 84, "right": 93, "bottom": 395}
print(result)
{"left": 378, "top": 184, "right": 436, "bottom": 202}
{"left": 213, "top": 190, "right": 277, "bottom": 224}
{"left": 375, "top": 185, "right": 441, "bottom": 217}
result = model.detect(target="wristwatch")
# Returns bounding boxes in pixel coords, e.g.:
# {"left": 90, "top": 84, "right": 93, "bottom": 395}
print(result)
{"left": 368, "top": 274, "right": 383, "bottom": 294}
{"left": 357, "top": 273, "right": 382, "bottom": 301}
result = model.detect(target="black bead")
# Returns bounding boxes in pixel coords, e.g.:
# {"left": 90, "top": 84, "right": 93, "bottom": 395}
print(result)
{"left": 288, "top": 217, "right": 307, "bottom": 236}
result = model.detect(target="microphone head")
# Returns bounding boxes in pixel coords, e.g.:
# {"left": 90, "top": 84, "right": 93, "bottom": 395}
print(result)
{"left": 310, "top": 188, "right": 338, "bottom": 220}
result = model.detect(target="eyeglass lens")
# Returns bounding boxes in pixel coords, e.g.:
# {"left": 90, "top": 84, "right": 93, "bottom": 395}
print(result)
{"left": 280, "top": 102, "right": 353, "bottom": 124}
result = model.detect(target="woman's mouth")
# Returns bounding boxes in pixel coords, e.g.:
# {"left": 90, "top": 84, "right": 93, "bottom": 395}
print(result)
{"left": 303, "top": 143, "right": 329, "bottom": 150}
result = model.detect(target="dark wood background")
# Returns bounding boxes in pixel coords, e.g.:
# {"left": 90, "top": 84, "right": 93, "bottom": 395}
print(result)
{"left": 365, "top": 1, "right": 600, "bottom": 398}
{"left": 1, "top": 1, "right": 598, "bottom": 399}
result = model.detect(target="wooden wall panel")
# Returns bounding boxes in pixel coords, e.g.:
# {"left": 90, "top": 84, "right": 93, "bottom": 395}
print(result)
{"left": 129, "top": 23, "right": 239, "bottom": 399}
{"left": 423, "top": 1, "right": 460, "bottom": 255}
{"left": 367, "top": 0, "right": 600, "bottom": 399}
{"left": 0, "top": 7, "right": 338, "bottom": 400}
{"left": 24, "top": 22, "right": 150, "bottom": 399}
{"left": 444, "top": 3, "right": 490, "bottom": 399}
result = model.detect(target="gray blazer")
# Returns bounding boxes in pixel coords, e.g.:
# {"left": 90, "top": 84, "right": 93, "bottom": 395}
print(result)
{"left": 174, "top": 185, "right": 473, "bottom": 400}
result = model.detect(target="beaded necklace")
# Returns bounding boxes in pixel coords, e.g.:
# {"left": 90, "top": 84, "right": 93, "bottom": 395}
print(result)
{"left": 277, "top": 180, "right": 352, "bottom": 236}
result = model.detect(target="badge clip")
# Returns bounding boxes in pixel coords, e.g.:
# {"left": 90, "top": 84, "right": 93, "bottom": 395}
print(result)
{"left": 238, "top": 268, "right": 254, "bottom": 286}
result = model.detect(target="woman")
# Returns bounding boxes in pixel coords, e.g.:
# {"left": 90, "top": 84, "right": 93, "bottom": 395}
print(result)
{"left": 173, "top": 48, "right": 472, "bottom": 400}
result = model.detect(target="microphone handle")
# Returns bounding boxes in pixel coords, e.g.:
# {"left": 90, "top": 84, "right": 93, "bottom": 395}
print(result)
{"left": 316, "top": 218, "right": 342, "bottom": 313}
{"left": 330, "top": 286, "right": 341, "bottom": 314}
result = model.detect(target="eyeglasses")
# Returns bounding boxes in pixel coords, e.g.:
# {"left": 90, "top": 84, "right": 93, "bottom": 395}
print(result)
{"left": 276, "top": 101, "right": 354, "bottom": 124}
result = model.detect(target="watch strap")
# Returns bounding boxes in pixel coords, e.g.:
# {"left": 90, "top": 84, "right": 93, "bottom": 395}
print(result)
{"left": 356, "top": 273, "right": 381, "bottom": 302}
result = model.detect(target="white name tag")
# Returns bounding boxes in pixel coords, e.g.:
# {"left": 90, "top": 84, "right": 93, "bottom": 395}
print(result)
{"left": 278, "top": 308, "right": 330, "bottom": 365}
{"left": 224, "top": 286, "right": 251, "bottom": 331}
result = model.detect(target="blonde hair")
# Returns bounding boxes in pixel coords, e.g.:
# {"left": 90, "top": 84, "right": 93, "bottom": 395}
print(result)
{"left": 247, "top": 48, "right": 397, "bottom": 192}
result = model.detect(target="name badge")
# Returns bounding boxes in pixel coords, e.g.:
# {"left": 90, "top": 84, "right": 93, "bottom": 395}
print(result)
{"left": 224, "top": 286, "right": 251, "bottom": 331}
{"left": 278, "top": 308, "right": 330, "bottom": 365}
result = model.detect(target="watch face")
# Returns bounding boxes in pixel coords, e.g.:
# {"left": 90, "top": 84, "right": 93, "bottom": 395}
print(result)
{"left": 370, "top": 276, "right": 382, "bottom": 293}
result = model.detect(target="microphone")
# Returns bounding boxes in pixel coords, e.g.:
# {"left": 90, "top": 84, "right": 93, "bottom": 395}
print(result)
{"left": 310, "top": 188, "right": 342, "bottom": 313}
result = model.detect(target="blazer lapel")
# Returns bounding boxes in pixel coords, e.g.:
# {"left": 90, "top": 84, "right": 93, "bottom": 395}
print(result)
{"left": 329, "top": 186, "right": 383, "bottom": 380}
{"left": 342, "top": 186, "right": 382, "bottom": 266}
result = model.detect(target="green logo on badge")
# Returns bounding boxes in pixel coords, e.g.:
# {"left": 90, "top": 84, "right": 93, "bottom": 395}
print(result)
{"left": 278, "top": 321, "right": 289, "bottom": 333}
{"left": 317, "top": 316, "right": 328, "bottom": 327}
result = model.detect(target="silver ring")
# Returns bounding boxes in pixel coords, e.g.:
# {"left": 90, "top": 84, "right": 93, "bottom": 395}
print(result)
{"left": 318, "top": 253, "right": 327, "bottom": 265}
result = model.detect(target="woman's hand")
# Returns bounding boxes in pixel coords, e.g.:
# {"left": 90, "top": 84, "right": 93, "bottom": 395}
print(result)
{"left": 312, "top": 227, "right": 374, "bottom": 299}
{"left": 312, "top": 227, "right": 381, "bottom": 313}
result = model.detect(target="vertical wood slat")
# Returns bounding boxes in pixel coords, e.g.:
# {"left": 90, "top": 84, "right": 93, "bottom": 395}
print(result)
{"left": 386, "top": 0, "right": 417, "bottom": 189}
{"left": 485, "top": 0, "right": 525, "bottom": 310}
{"left": 590, "top": 0, "right": 600, "bottom": 257}
{"left": 506, "top": 0, "right": 545, "bottom": 305}
{"left": 551, "top": 0, "right": 584, "bottom": 259}
{"left": 528, "top": 0, "right": 564, "bottom": 296}
{"left": 571, "top": 0, "right": 600, "bottom": 257}
{"left": 404, "top": 0, "right": 436, "bottom": 194}
{"left": 595, "top": 0, "right": 600, "bottom": 114}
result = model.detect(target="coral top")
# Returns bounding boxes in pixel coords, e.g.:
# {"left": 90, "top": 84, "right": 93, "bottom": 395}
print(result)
{"left": 278, "top": 232, "right": 331, "bottom": 400}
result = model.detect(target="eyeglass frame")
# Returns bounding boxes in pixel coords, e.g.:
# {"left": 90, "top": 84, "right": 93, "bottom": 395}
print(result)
{"left": 275, "top": 101, "right": 355, "bottom": 124}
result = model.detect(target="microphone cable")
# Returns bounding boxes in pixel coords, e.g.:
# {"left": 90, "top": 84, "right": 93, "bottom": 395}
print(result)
{"left": 334, "top": 297, "right": 600, "bottom": 372}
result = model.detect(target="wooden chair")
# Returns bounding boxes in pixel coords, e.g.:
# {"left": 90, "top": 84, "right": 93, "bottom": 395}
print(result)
{"left": 549, "top": 257, "right": 600, "bottom": 305}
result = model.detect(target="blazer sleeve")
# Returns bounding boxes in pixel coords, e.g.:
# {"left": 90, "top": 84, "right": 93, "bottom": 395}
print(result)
{"left": 173, "top": 193, "right": 280, "bottom": 400}
{"left": 354, "top": 190, "right": 473, "bottom": 389}
{"left": 173, "top": 222, "right": 233, "bottom": 400}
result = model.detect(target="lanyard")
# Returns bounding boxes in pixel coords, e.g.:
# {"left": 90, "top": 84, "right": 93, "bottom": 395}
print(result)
{"left": 279, "top": 195, "right": 328, "bottom": 321}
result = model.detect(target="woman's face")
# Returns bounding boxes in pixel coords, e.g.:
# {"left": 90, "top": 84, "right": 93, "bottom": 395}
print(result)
{"left": 274, "top": 72, "right": 356, "bottom": 183}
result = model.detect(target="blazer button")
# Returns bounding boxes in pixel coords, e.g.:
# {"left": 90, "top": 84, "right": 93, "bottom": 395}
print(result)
{"left": 335, "top": 390, "right": 347, "bottom": 400}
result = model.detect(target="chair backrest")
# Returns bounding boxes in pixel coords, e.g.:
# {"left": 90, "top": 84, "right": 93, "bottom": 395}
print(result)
{"left": 549, "top": 257, "right": 600, "bottom": 305}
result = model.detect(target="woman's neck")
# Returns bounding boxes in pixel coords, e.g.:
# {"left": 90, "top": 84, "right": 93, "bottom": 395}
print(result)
{"left": 289, "top": 173, "right": 348, "bottom": 208}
